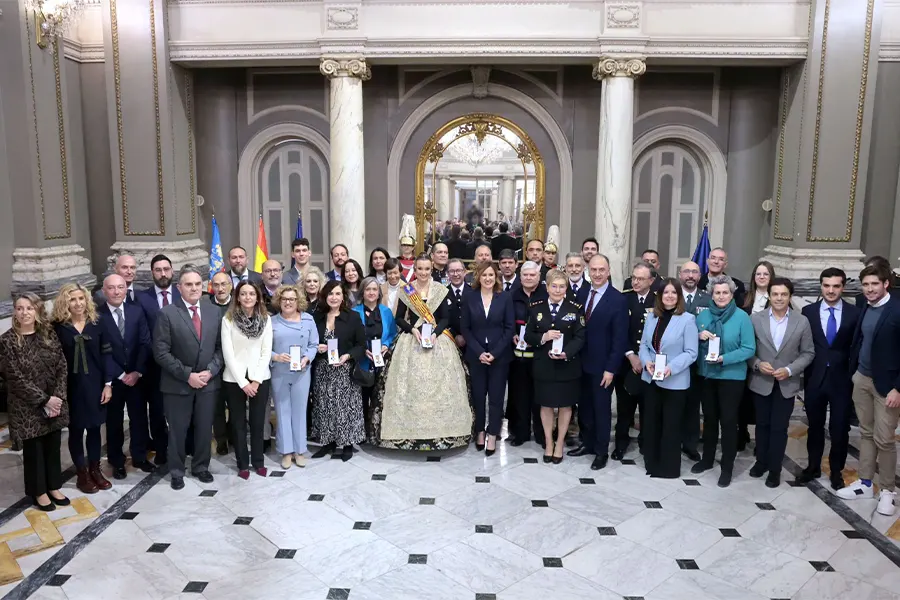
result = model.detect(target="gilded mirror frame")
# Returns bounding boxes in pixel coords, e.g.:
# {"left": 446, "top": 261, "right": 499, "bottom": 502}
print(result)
{"left": 414, "top": 113, "right": 545, "bottom": 255}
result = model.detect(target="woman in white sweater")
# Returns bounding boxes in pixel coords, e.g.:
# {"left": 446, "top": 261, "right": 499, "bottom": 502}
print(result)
{"left": 221, "top": 281, "right": 273, "bottom": 479}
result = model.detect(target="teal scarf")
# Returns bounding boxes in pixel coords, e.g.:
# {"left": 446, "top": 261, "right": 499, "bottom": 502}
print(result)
{"left": 704, "top": 300, "right": 736, "bottom": 373}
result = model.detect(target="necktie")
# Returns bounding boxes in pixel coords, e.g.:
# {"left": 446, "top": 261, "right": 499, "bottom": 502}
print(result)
{"left": 456, "top": 289, "right": 462, "bottom": 302}
{"left": 161, "top": 290, "right": 169, "bottom": 306}
{"left": 585, "top": 289, "right": 597, "bottom": 322}
{"left": 550, "top": 303, "right": 558, "bottom": 320}
{"left": 505, "top": 282, "right": 511, "bottom": 292}
{"left": 826, "top": 307, "right": 837, "bottom": 345}
{"left": 572, "top": 284, "right": 578, "bottom": 294}
{"left": 115, "top": 306, "right": 125, "bottom": 337}
{"left": 190, "top": 306, "right": 202, "bottom": 339}
{"left": 128, "top": 289, "right": 134, "bottom": 303}
{"left": 686, "top": 293, "right": 693, "bottom": 308}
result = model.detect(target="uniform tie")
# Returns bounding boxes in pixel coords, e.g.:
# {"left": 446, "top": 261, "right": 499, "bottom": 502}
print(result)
{"left": 550, "top": 303, "right": 559, "bottom": 320}
{"left": 115, "top": 306, "right": 125, "bottom": 337}
{"left": 686, "top": 293, "right": 693, "bottom": 307}
{"left": 455, "top": 289, "right": 462, "bottom": 302}
{"left": 190, "top": 306, "right": 202, "bottom": 339}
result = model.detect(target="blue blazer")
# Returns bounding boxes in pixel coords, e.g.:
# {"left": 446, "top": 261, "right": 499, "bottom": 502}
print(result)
{"left": 801, "top": 300, "right": 859, "bottom": 397}
{"left": 639, "top": 312, "right": 699, "bottom": 390}
{"left": 352, "top": 304, "right": 398, "bottom": 372}
{"left": 98, "top": 302, "right": 152, "bottom": 378}
{"left": 136, "top": 286, "right": 182, "bottom": 336}
{"left": 850, "top": 297, "right": 900, "bottom": 397}
{"left": 461, "top": 290, "right": 515, "bottom": 364}
{"left": 581, "top": 285, "right": 629, "bottom": 375}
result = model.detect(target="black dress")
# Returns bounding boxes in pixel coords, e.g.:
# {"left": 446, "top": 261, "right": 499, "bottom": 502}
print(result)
{"left": 53, "top": 322, "right": 114, "bottom": 430}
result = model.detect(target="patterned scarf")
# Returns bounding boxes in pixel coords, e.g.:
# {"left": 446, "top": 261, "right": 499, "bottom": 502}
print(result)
{"left": 233, "top": 310, "right": 266, "bottom": 339}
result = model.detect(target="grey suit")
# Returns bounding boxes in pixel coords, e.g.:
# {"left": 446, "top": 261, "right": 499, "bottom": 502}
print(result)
{"left": 747, "top": 309, "right": 815, "bottom": 475}
{"left": 152, "top": 297, "right": 224, "bottom": 478}
{"left": 684, "top": 289, "right": 712, "bottom": 316}
{"left": 282, "top": 266, "right": 306, "bottom": 286}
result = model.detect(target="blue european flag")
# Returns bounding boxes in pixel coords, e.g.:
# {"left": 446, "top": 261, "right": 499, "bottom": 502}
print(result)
{"left": 692, "top": 224, "right": 711, "bottom": 277}
{"left": 208, "top": 215, "right": 224, "bottom": 292}
{"left": 291, "top": 211, "right": 303, "bottom": 268}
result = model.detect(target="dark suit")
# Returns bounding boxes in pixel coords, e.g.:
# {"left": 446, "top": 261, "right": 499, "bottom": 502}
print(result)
{"left": 136, "top": 286, "right": 181, "bottom": 461}
{"left": 462, "top": 291, "right": 515, "bottom": 435}
{"left": 446, "top": 283, "right": 474, "bottom": 338}
{"left": 802, "top": 300, "right": 859, "bottom": 476}
{"left": 850, "top": 298, "right": 900, "bottom": 397}
{"left": 507, "top": 285, "right": 548, "bottom": 444}
{"left": 326, "top": 269, "right": 341, "bottom": 281}
{"left": 524, "top": 298, "right": 586, "bottom": 387}
{"left": 228, "top": 270, "right": 263, "bottom": 288}
{"left": 152, "top": 297, "right": 225, "bottom": 479}
{"left": 681, "top": 289, "right": 712, "bottom": 454}
{"left": 567, "top": 280, "right": 590, "bottom": 306}
{"left": 623, "top": 276, "right": 665, "bottom": 295}
{"left": 579, "top": 284, "right": 628, "bottom": 456}
{"left": 614, "top": 290, "right": 656, "bottom": 454}
{"left": 99, "top": 302, "right": 153, "bottom": 468}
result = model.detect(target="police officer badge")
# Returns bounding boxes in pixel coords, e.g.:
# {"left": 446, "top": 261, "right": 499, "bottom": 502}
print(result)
{"left": 537, "top": 312, "right": 543, "bottom": 322}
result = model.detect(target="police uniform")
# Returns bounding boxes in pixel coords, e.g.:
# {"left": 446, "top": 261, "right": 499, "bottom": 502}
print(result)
{"left": 613, "top": 287, "right": 656, "bottom": 458}
{"left": 507, "top": 286, "right": 548, "bottom": 445}
{"left": 681, "top": 287, "right": 711, "bottom": 459}
{"left": 524, "top": 297, "right": 585, "bottom": 408}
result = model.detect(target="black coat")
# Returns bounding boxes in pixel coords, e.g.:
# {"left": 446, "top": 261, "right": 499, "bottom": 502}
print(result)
{"left": 445, "top": 284, "right": 473, "bottom": 337}
{"left": 524, "top": 298, "right": 585, "bottom": 381}
{"left": 54, "top": 321, "right": 117, "bottom": 429}
{"left": 313, "top": 310, "right": 366, "bottom": 362}
{"left": 801, "top": 300, "right": 859, "bottom": 397}
{"left": 850, "top": 299, "right": 900, "bottom": 397}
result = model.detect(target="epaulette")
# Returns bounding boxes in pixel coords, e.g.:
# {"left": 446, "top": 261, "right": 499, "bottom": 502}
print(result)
{"left": 529, "top": 299, "right": 544, "bottom": 306}
{"left": 623, "top": 288, "right": 634, "bottom": 294}
{"left": 570, "top": 302, "right": 582, "bottom": 310}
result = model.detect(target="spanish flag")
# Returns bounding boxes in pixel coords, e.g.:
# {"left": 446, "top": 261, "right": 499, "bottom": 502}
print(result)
{"left": 253, "top": 215, "right": 269, "bottom": 272}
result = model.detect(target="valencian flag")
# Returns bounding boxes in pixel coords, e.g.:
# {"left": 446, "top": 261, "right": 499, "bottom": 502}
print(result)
{"left": 254, "top": 215, "right": 269, "bottom": 273}
{"left": 291, "top": 210, "right": 303, "bottom": 268}
{"left": 692, "top": 223, "right": 711, "bottom": 277}
{"left": 207, "top": 215, "right": 224, "bottom": 293}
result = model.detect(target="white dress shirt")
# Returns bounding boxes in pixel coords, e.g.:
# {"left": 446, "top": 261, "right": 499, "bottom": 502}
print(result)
{"left": 870, "top": 292, "right": 891, "bottom": 308}
{"left": 820, "top": 300, "right": 843, "bottom": 333}
{"left": 769, "top": 308, "right": 789, "bottom": 351}
{"left": 230, "top": 270, "right": 249, "bottom": 287}
{"left": 752, "top": 292, "right": 769, "bottom": 314}
{"left": 107, "top": 302, "right": 125, "bottom": 330}
{"left": 183, "top": 298, "right": 201, "bottom": 321}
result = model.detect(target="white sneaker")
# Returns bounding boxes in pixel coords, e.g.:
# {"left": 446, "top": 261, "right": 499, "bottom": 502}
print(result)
{"left": 877, "top": 490, "right": 897, "bottom": 516}
{"left": 837, "top": 479, "right": 874, "bottom": 500}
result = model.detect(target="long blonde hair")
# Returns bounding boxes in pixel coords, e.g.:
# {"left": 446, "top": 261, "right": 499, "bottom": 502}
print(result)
{"left": 11, "top": 292, "right": 53, "bottom": 346}
{"left": 52, "top": 283, "right": 98, "bottom": 325}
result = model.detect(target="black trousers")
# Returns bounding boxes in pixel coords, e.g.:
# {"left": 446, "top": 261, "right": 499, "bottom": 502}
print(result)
{"left": 579, "top": 372, "right": 614, "bottom": 456}
{"left": 22, "top": 430, "right": 62, "bottom": 497}
{"left": 144, "top": 371, "right": 169, "bottom": 461}
{"left": 469, "top": 361, "right": 509, "bottom": 436}
{"left": 738, "top": 386, "right": 756, "bottom": 436}
{"left": 614, "top": 372, "right": 644, "bottom": 452}
{"left": 164, "top": 390, "right": 216, "bottom": 479}
{"left": 680, "top": 368, "right": 702, "bottom": 453}
{"left": 506, "top": 358, "right": 543, "bottom": 444}
{"left": 643, "top": 384, "right": 687, "bottom": 478}
{"left": 68, "top": 425, "right": 101, "bottom": 468}
{"left": 753, "top": 386, "right": 794, "bottom": 474}
{"left": 107, "top": 381, "right": 149, "bottom": 467}
{"left": 700, "top": 378, "right": 744, "bottom": 473}
{"left": 212, "top": 389, "right": 230, "bottom": 450}
{"left": 224, "top": 381, "right": 271, "bottom": 470}
{"left": 805, "top": 384, "right": 852, "bottom": 475}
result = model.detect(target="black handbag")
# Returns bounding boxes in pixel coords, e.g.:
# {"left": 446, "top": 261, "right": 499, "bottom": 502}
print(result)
{"left": 352, "top": 362, "right": 375, "bottom": 388}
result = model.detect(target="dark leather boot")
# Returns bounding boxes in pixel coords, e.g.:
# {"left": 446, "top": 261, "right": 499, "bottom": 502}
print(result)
{"left": 89, "top": 462, "right": 112, "bottom": 490}
{"left": 76, "top": 466, "right": 99, "bottom": 494}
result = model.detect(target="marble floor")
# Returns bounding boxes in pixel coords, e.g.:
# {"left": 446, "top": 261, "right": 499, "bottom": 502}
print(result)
{"left": 1, "top": 407, "right": 900, "bottom": 600}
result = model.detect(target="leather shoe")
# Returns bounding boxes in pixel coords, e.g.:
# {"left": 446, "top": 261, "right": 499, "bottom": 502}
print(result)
{"left": 765, "top": 472, "right": 781, "bottom": 488}
{"left": 216, "top": 444, "right": 229, "bottom": 456}
{"left": 611, "top": 449, "right": 625, "bottom": 461}
{"left": 112, "top": 466, "right": 127, "bottom": 480}
{"left": 717, "top": 471, "right": 732, "bottom": 488}
{"left": 795, "top": 468, "right": 821, "bottom": 485}
{"left": 564, "top": 435, "right": 578, "bottom": 448}
{"left": 509, "top": 438, "right": 525, "bottom": 447}
{"left": 171, "top": 477, "right": 185, "bottom": 490}
{"left": 681, "top": 448, "right": 701, "bottom": 462}
{"left": 567, "top": 445, "right": 591, "bottom": 457}
{"left": 133, "top": 460, "right": 157, "bottom": 473}
{"left": 590, "top": 455, "right": 609, "bottom": 471}
{"left": 194, "top": 471, "right": 214, "bottom": 484}
{"left": 748, "top": 462, "right": 767, "bottom": 478}
{"left": 691, "top": 461, "right": 714, "bottom": 475}
{"left": 830, "top": 475, "right": 845, "bottom": 491}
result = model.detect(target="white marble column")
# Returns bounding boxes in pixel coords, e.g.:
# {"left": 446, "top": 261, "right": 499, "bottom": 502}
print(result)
{"left": 500, "top": 176, "right": 515, "bottom": 222}
{"left": 593, "top": 57, "right": 645, "bottom": 287}
{"left": 321, "top": 57, "right": 370, "bottom": 260}
{"left": 438, "top": 175, "right": 453, "bottom": 222}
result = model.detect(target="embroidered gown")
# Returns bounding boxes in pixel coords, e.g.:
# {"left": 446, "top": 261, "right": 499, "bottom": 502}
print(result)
{"left": 369, "top": 283, "right": 472, "bottom": 450}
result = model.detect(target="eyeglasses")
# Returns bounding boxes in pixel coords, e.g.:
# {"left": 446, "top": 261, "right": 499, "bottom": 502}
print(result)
{"left": 263, "top": 268, "right": 282, "bottom": 275}
{"left": 448, "top": 269, "right": 465, "bottom": 275}
{"left": 281, "top": 297, "right": 298, "bottom": 303}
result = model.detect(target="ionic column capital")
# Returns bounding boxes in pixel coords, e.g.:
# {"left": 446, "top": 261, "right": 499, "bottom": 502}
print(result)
{"left": 592, "top": 57, "right": 646, "bottom": 80}
{"left": 320, "top": 57, "right": 371, "bottom": 80}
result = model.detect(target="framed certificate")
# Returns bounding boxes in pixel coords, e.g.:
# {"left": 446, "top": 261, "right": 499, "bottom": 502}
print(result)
{"left": 371, "top": 339, "right": 384, "bottom": 367}
{"left": 289, "top": 345, "right": 303, "bottom": 371}
{"left": 551, "top": 333, "right": 564, "bottom": 355}
{"left": 327, "top": 339, "right": 340, "bottom": 365}
{"left": 516, "top": 325, "right": 527, "bottom": 351}
{"left": 652, "top": 353, "right": 667, "bottom": 381}
{"left": 706, "top": 337, "right": 720, "bottom": 362}
{"left": 421, "top": 323, "right": 434, "bottom": 348}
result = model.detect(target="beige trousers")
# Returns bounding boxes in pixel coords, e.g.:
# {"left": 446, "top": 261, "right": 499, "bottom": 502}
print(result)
{"left": 851, "top": 371, "right": 900, "bottom": 491}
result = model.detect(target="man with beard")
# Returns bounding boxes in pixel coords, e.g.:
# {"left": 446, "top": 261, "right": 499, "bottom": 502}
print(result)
{"left": 136, "top": 254, "right": 182, "bottom": 465}
{"left": 327, "top": 244, "right": 349, "bottom": 281}
{"left": 227, "top": 246, "right": 262, "bottom": 288}
{"left": 260, "top": 259, "right": 283, "bottom": 315}
{"left": 678, "top": 260, "right": 711, "bottom": 461}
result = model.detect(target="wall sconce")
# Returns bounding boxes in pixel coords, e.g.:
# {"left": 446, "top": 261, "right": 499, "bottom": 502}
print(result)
{"left": 27, "top": 0, "right": 86, "bottom": 49}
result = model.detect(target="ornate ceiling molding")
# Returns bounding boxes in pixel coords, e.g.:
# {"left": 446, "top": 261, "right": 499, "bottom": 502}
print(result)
{"left": 62, "top": 39, "right": 105, "bottom": 63}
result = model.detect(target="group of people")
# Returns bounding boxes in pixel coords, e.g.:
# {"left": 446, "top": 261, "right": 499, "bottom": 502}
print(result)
{"left": 1, "top": 229, "right": 899, "bottom": 519}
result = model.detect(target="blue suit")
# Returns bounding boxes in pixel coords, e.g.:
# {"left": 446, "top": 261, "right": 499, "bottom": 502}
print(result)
{"left": 462, "top": 290, "right": 515, "bottom": 435}
{"left": 99, "top": 302, "right": 153, "bottom": 467}
{"left": 579, "top": 285, "right": 628, "bottom": 455}
{"left": 135, "top": 285, "right": 181, "bottom": 461}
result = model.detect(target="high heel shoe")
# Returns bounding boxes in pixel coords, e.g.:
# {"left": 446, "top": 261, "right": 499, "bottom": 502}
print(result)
{"left": 551, "top": 444, "right": 564, "bottom": 465}
{"left": 475, "top": 433, "right": 485, "bottom": 452}
{"left": 485, "top": 435, "right": 496, "bottom": 457}
{"left": 543, "top": 442, "right": 555, "bottom": 463}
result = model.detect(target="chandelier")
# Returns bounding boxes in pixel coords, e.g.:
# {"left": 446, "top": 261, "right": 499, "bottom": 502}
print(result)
{"left": 447, "top": 134, "right": 507, "bottom": 168}
{"left": 26, "top": 0, "right": 87, "bottom": 49}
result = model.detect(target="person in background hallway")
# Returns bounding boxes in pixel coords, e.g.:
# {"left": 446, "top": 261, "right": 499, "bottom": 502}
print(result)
{"left": 507, "top": 261, "right": 548, "bottom": 447}
{"left": 639, "top": 278, "right": 698, "bottom": 478}
{"left": 613, "top": 261, "right": 656, "bottom": 461}
{"left": 99, "top": 275, "right": 156, "bottom": 479}
{"left": 492, "top": 221, "right": 518, "bottom": 259}
{"left": 692, "top": 275, "right": 756, "bottom": 488}
{"left": 311, "top": 281, "right": 366, "bottom": 461}
{"left": 353, "top": 277, "right": 398, "bottom": 440}
{"left": 381, "top": 258, "right": 404, "bottom": 316}
{"left": 0, "top": 294, "right": 70, "bottom": 510}
{"left": 271, "top": 285, "right": 319, "bottom": 469}
{"left": 624, "top": 249, "right": 664, "bottom": 293}
{"left": 446, "top": 224, "right": 468, "bottom": 260}
{"left": 52, "top": 283, "right": 115, "bottom": 494}
{"left": 368, "top": 247, "right": 391, "bottom": 285}
{"left": 326, "top": 244, "right": 349, "bottom": 281}
{"left": 303, "top": 267, "right": 325, "bottom": 314}
{"left": 222, "top": 281, "right": 273, "bottom": 479}
{"left": 283, "top": 238, "right": 312, "bottom": 285}
{"left": 341, "top": 258, "right": 364, "bottom": 308}
{"left": 227, "top": 246, "right": 263, "bottom": 288}
{"left": 699, "top": 247, "right": 746, "bottom": 307}
{"left": 569, "top": 254, "right": 628, "bottom": 470}
{"left": 840, "top": 263, "right": 900, "bottom": 516}
{"left": 678, "top": 260, "right": 711, "bottom": 462}
{"left": 137, "top": 254, "right": 181, "bottom": 466}
{"left": 260, "top": 260, "right": 283, "bottom": 314}
{"left": 462, "top": 262, "right": 515, "bottom": 455}
{"left": 431, "top": 242, "right": 450, "bottom": 285}
{"left": 798, "top": 268, "right": 859, "bottom": 490}
{"left": 153, "top": 265, "right": 225, "bottom": 490}
{"left": 525, "top": 269, "right": 585, "bottom": 464}
{"left": 747, "top": 277, "right": 814, "bottom": 488}
{"left": 93, "top": 254, "right": 139, "bottom": 306}
{"left": 498, "top": 250, "right": 519, "bottom": 292}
